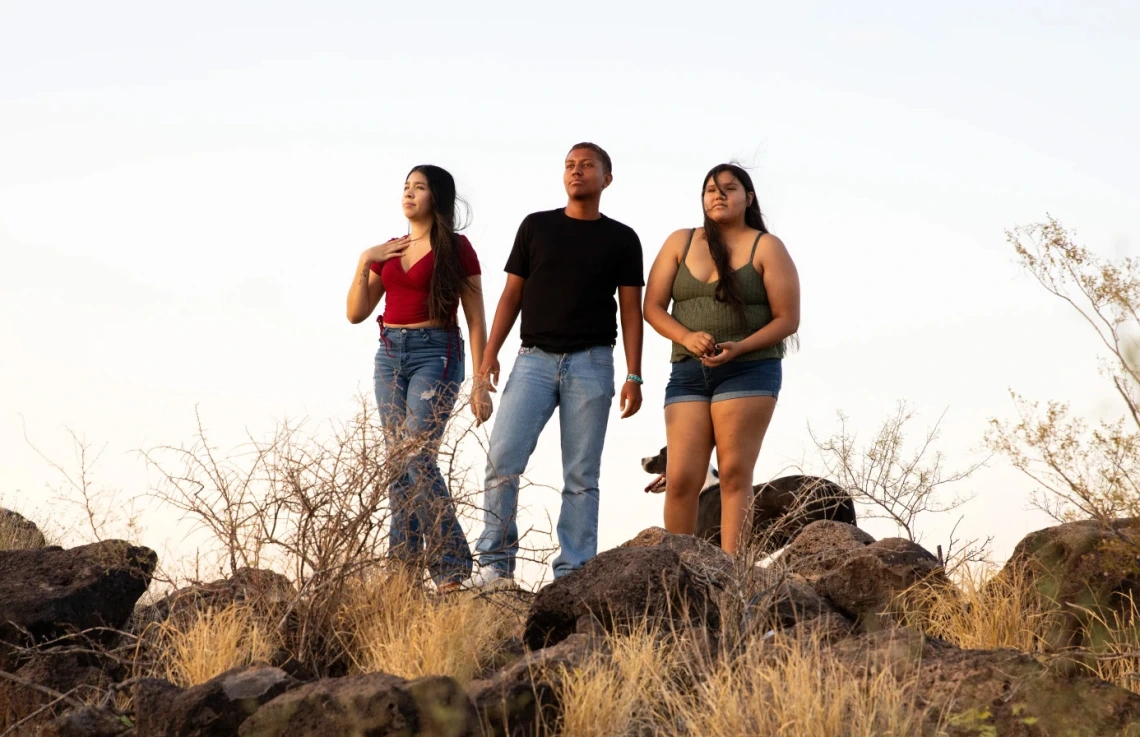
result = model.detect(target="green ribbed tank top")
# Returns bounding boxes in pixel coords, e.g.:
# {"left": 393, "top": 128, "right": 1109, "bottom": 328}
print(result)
{"left": 670, "top": 229, "right": 784, "bottom": 363}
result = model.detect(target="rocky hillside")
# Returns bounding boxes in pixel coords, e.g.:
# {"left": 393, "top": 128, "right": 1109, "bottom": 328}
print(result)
{"left": 2, "top": 509, "right": 1140, "bottom": 736}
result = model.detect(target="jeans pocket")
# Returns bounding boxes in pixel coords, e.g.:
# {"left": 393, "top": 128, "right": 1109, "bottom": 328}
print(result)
{"left": 587, "top": 346, "right": 614, "bottom": 367}
{"left": 519, "top": 346, "right": 537, "bottom": 356}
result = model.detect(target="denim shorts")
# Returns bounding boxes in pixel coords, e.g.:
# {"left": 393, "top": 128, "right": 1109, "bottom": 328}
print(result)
{"left": 664, "top": 357, "right": 782, "bottom": 406}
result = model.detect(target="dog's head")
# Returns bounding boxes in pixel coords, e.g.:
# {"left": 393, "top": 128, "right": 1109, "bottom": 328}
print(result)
{"left": 641, "top": 445, "right": 720, "bottom": 495}
{"left": 641, "top": 446, "right": 668, "bottom": 493}
{"left": 641, "top": 446, "right": 668, "bottom": 474}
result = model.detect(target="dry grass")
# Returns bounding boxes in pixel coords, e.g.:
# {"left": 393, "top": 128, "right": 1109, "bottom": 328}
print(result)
{"left": 894, "top": 562, "right": 1140, "bottom": 694}
{"left": 335, "top": 567, "right": 521, "bottom": 685}
{"left": 0, "top": 509, "right": 48, "bottom": 550}
{"left": 1084, "top": 593, "right": 1140, "bottom": 692}
{"left": 670, "top": 634, "right": 935, "bottom": 737}
{"left": 554, "top": 626, "right": 936, "bottom": 737}
{"left": 553, "top": 559, "right": 1140, "bottom": 737}
{"left": 555, "top": 624, "right": 679, "bottom": 736}
{"left": 147, "top": 603, "right": 281, "bottom": 688}
{"left": 893, "top": 560, "right": 1064, "bottom": 653}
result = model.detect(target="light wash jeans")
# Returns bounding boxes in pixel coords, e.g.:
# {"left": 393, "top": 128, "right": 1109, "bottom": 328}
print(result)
{"left": 374, "top": 326, "right": 473, "bottom": 586}
{"left": 476, "top": 344, "right": 616, "bottom": 579}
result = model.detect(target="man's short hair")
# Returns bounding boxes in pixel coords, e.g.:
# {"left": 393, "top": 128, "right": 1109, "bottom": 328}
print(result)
{"left": 567, "top": 142, "right": 612, "bottom": 175}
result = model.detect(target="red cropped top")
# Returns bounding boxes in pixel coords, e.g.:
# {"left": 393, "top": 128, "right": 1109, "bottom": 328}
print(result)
{"left": 371, "top": 235, "right": 481, "bottom": 325}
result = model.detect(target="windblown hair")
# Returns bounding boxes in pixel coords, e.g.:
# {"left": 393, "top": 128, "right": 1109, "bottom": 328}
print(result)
{"left": 407, "top": 165, "right": 473, "bottom": 326}
{"left": 702, "top": 163, "right": 767, "bottom": 318}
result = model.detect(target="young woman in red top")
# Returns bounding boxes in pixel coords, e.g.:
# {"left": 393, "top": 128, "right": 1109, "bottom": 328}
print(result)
{"left": 346, "top": 165, "right": 492, "bottom": 592}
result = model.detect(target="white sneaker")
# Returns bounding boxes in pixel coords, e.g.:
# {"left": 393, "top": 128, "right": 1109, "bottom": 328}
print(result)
{"left": 467, "top": 566, "right": 517, "bottom": 592}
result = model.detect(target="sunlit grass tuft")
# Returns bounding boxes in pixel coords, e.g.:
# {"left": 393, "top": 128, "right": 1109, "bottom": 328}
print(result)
{"left": 149, "top": 603, "right": 280, "bottom": 687}
{"left": 336, "top": 567, "right": 521, "bottom": 685}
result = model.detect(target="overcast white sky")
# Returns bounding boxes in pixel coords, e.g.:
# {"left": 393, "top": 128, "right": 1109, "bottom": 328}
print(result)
{"left": 2, "top": 1, "right": 1138, "bottom": 584}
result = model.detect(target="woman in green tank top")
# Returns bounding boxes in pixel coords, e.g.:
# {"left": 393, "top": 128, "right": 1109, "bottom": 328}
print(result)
{"left": 643, "top": 164, "right": 801, "bottom": 556}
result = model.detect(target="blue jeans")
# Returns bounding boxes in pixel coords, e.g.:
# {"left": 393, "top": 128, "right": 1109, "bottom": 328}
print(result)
{"left": 374, "top": 326, "right": 473, "bottom": 586}
{"left": 476, "top": 345, "right": 616, "bottom": 579}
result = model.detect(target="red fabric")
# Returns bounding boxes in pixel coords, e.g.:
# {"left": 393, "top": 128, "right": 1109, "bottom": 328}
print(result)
{"left": 372, "top": 235, "right": 481, "bottom": 325}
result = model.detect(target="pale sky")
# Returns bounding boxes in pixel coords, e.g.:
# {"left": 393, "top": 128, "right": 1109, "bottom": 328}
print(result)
{"left": 3, "top": 2, "right": 1139, "bottom": 584}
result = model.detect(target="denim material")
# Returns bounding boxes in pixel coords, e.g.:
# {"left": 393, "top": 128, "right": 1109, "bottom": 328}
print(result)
{"left": 664, "top": 357, "right": 782, "bottom": 405}
{"left": 374, "top": 326, "right": 473, "bottom": 585}
{"left": 476, "top": 345, "right": 615, "bottom": 579}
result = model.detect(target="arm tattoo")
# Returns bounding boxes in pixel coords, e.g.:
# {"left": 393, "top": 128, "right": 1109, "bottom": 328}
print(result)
{"left": 359, "top": 265, "right": 370, "bottom": 285}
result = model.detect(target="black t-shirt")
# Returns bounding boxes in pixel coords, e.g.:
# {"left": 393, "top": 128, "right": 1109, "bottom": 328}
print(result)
{"left": 505, "top": 208, "right": 644, "bottom": 353}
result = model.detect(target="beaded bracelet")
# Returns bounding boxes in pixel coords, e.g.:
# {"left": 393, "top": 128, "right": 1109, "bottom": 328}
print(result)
{"left": 626, "top": 374, "right": 644, "bottom": 385}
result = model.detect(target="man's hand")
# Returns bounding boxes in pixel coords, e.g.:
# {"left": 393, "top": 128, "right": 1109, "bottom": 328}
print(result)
{"left": 700, "top": 341, "right": 741, "bottom": 367}
{"left": 477, "top": 357, "right": 501, "bottom": 392}
{"left": 619, "top": 381, "right": 642, "bottom": 419}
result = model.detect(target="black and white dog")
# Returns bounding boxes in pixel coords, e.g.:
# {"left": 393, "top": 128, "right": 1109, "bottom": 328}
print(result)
{"left": 641, "top": 445, "right": 857, "bottom": 550}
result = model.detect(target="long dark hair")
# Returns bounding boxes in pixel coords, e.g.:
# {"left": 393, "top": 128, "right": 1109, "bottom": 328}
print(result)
{"left": 407, "top": 165, "right": 472, "bottom": 326}
{"left": 701, "top": 163, "right": 767, "bottom": 318}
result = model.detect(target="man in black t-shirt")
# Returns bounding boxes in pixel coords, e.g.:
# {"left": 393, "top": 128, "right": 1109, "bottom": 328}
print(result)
{"left": 471, "top": 142, "right": 645, "bottom": 586}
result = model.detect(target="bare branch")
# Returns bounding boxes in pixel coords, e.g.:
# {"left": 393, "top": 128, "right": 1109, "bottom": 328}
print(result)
{"left": 810, "top": 401, "right": 984, "bottom": 542}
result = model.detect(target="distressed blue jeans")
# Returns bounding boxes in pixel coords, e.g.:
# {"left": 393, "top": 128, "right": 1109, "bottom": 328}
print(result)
{"left": 476, "top": 345, "right": 616, "bottom": 579}
{"left": 374, "top": 326, "right": 472, "bottom": 586}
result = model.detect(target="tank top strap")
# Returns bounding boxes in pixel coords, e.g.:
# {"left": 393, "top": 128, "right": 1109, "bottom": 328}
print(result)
{"left": 749, "top": 231, "right": 763, "bottom": 261}
{"left": 681, "top": 228, "right": 697, "bottom": 260}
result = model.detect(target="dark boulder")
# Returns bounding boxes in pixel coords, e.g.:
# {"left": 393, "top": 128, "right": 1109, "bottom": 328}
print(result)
{"left": 830, "top": 627, "right": 1140, "bottom": 736}
{"left": 745, "top": 569, "right": 851, "bottom": 635}
{"left": 998, "top": 517, "right": 1140, "bottom": 648}
{"left": 38, "top": 707, "right": 130, "bottom": 737}
{"left": 0, "top": 652, "right": 115, "bottom": 733}
{"left": 780, "top": 520, "right": 876, "bottom": 580}
{"left": 237, "top": 672, "right": 475, "bottom": 737}
{"left": 523, "top": 546, "right": 718, "bottom": 651}
{"left": 0, "top": 540, "right": 156, "bottom": 655}
{"left": 618, "top": 526, "right": 734, "bottom": 585}
{"left": 133, "top": 665, "right": 296, "bottom": 737}
{"left": 468, "top": 633, "right": 599, "bottom": 737}
{"left": 138, "top": 568, "right": 295, "bottom": 629}
{"left": 814, "top": 537, "right": 946, "bottom": 622}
